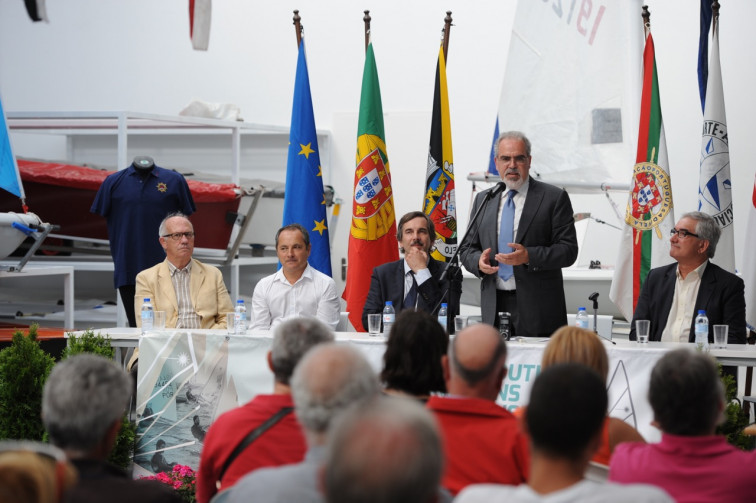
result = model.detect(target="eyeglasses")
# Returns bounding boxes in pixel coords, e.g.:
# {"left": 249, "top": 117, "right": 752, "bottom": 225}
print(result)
{"left": 162, "top": 232, "right": 195, "bottom": 241}
{"left": 497, "top": 155, "right": 529, "bottom": 165}
{"left": 669, "top": 228, "right": 699, "bottom": 239}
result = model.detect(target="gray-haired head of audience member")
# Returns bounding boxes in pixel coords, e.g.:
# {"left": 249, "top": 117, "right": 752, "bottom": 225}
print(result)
{"left": 681, "top": 211, "right": 721, "bottom": 258}
{"left": 269, "top": 317, "right": 335, "bottom": 385}
{"left": 324, "top": 395, "right": 443, "bottom": 503}
{"left": 649, "top": 348, "right": 724, "bottom": 436}
{"left": 525, "top": 363, "right": 607, "bottom": 461}
{"left": 42, "top": 354, "right": 132, "bottom": 457}
{"left": 291, "top": 344, "right": 380, "bottom": 445}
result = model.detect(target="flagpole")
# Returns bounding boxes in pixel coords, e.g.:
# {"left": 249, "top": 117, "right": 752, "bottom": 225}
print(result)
{"left": 712, "top": 0, "right": 720, "bottom": 31}
{"left": 642, "top": 5, "right": 650, "bottom": 38}
{"left": 442, "top": 11, "right": 452, "bottom": 61}
{"left": 364, "top": 10, "right": 372, "bottom": 52}
{"left": 293, "top": 9, "right": 302, "bottom": 48}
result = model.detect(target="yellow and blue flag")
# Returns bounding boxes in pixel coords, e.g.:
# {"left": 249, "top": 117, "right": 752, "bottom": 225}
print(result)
{"left": 282, "top": 39, "right": 332, "bottom": 276}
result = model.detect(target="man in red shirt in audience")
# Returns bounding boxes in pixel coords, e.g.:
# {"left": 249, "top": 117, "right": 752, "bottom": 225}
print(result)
{"left": 195, "top": 317, "right": 334, "bottom": 503}
{"left": 427, "top": 323, "right": 529, "bottom": 495}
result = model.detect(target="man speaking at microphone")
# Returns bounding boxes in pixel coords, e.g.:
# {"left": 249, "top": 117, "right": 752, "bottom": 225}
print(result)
{"left": 459, "top": 131, "right": 578, "bottom": 338}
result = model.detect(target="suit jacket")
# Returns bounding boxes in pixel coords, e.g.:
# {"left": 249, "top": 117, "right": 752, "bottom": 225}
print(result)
{"left": 135, "top": 258, "right": 234, "bottom": 329}
{"left": 361, "top": 256, "right": 462, "bottom": 331}
{"left": 630, "top": 261, "right": 746, "bottom": 343}
{"left": 459, "top": 178, "right": 578, "bottom": 336}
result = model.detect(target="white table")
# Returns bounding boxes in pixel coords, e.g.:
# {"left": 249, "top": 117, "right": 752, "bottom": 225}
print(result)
{"left": 112, "top": 330, "right": 755, "bottom": 474}
{"left": 0, "top": 265, "right": 74, "bottom": 328}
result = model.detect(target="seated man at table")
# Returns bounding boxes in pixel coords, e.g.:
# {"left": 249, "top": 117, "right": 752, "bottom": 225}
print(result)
{"left": 195, "top": 317, "right": 334, "bottom": 503}
{"left": 361, "top": 211, "right": 461, "bottom": 331}
{"left": 456, "top": 363, "right": 672, "bottom": 503}
{"left": 609, "top": 349, "right": 756, "bottom": 502}
{"left": 250, "top": 223, "right": 340, "bottom": 331}
{"left": 426, "top": 323, "right": 529, "bottom": 495}
{"left": 630, "top": 211, "right": 746, "bottom": 344}
{"left": 135, "top": 212, "right": 233, "bottom": 330}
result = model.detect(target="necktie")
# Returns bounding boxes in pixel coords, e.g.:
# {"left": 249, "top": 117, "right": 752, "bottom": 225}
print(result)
{"left": 498, "top": 190, "right": 517, "bottom": 281}
{"left": 404, "top": 272, "right": 418, "bottom": 309}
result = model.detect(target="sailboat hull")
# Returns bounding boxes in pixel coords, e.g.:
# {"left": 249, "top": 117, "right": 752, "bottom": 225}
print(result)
{"left": 0, "top": 211, "right": 41, "bottom": 260}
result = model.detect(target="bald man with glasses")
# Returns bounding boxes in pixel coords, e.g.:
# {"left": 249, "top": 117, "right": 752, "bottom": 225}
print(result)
{"left": 630, "top": 211, "right": 746, "bottom": 343}
{"left": 134, "top": 212, "right": 234, "bottom": 331}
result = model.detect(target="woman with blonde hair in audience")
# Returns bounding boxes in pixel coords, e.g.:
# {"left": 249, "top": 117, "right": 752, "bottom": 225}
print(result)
{"left": 539, "top": 326, "right": 645, "bottom": 464}
{"left": 0, "top": 440, "right": 77, "bottom": 503}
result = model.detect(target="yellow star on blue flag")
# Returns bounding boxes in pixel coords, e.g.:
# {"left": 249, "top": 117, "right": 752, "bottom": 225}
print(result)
{"left": 282, "top": 39, "right": 332, "bottom": 276}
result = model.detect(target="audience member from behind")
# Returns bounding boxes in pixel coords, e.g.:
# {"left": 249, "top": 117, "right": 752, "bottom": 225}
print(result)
{"left": 382, "top": 309, "right": 448, "bottom": 401}
{"left": 227, "top": 344, "right": 380, "bottom": 503}
{"left": 457, "top": 363, "right": 672, "bottom": 503}
{"left": 539, "top": 326, "right": 645, "bottom": 463}
{"left": 609, "top": 349, "right": 756, "bottom": 502}
{"left": 41, "top": 354, "right": 181, "bottom": 503}
{"left": 196, "top": 317, "right": 335, "bottom": 503}
{"left": 426, "top": 323, "right": 529, "bottom": 495}
{"left": 324, "top": 395, "right": 443, "bottom": 503}
{"left": 0, "top": 441, "right": 77, "bottom": 503}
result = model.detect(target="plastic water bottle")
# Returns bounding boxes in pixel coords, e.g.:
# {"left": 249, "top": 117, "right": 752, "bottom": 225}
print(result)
{"left": 141, "top": 298, "right": 154, "bottom": 334}
{"left": 575, "top": 307, "right": 589, "bottom": 329}
{"left": 694, "top": 310, "right": 709, "bottom": 351}
{"left": 234, "top": 299, "right": 247, "bottom": 333}
{"left": 382, "top": 301, "right": 395, "bottom": 335}
{"left": 438, "top": 303, "right": 448, "bottom": 330}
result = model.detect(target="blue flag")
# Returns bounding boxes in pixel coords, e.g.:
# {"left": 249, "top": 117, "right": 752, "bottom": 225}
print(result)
{"left": 487, "top": 116, "right": 500, "bottom": 175}
{"left": 697, "top": 0, "right": 713, "bottom": 112}
{"left": 282, "top": 40, "right": 332, "bottom": 276}
{"left": 0, "top": 94, "right": 24, "bottom": 199}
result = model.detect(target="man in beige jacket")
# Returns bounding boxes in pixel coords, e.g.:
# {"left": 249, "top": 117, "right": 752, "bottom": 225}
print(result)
{"left": 135, "top": 212, "right": 233, "bottom": 330}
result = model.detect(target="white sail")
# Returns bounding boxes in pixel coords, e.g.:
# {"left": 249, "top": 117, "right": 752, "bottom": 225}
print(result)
{"left": 497, "top": 0, "right": 643, "bottom": 188}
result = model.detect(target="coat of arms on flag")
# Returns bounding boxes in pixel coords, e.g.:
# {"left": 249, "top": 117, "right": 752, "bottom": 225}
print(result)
{"left": 626, "top": 159, "right": 673, "bottom": 238}
{"left": 352, "top": 147, "right": 394, "bottom": 237}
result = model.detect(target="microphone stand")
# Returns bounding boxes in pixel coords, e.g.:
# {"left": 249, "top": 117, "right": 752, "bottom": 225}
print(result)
{"left": 588, "top": 292, "right": 615, "bottom": 344}
{"left": 435, "top": 183, "right": 505, "bottom": 334}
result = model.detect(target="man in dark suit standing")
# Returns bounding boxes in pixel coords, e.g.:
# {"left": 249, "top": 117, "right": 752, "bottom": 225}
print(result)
{"left": 630, "top": 211, "right": 746, "bottom": 343}
{"left": 460, "top": 131, "right": 578, "bottom": 338}
{"left": 361, "top": 211, "right": 461, "bottom": 331}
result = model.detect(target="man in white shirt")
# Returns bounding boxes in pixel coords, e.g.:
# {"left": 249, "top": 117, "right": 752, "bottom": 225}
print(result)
{"left": 251, "top": 224, "right": 340, "bottom": 331}
{"left": 456, "top": 363, "right": 672, "bottom": 503}
{"left": 629, "top": 211, "right": 745, "bottom": 343}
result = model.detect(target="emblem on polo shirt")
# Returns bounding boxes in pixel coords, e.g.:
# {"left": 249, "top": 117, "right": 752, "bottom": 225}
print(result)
{"left": 157, "top": 182, "right": 168, "bottom": 193}
{"left": 625, "top": 159, "right": 673, "bottom": 239}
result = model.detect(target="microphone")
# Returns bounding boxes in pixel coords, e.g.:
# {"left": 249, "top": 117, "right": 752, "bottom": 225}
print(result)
{"left": 489, "top": 182, "right": 507, "bottom": 198}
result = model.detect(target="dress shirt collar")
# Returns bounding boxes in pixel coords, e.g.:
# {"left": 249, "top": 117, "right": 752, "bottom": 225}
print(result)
{"left": 274, "top": 262, "right": 313, "bottom": 285}
{"left": 676, "top": 259, "right": 708, "bottom": 281}
{"left": 502, "top": 178, "right": 530, "bottom": 201}
{"left": 167, "top": 259, "right": 193, "bottom": 276}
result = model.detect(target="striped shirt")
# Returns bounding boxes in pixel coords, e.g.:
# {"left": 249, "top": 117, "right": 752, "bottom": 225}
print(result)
{"left": 168, "top": 260, "right": 201, "bottom": 329}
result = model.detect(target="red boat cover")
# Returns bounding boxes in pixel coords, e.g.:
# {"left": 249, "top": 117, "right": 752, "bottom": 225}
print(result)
{"left": 17, "top": 160, "right": 239, "bottom": 203}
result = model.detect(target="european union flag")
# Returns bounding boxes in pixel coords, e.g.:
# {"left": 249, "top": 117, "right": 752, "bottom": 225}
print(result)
{"left": 282, "top": 40, "right": 332, "bottom": 276}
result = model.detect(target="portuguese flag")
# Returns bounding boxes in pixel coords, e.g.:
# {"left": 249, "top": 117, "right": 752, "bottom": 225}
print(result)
{"left": 342, "top": 41, "right": 399, "bottom": 331}
{"left": 610, "top": 31, "right": 675, "bottom": 321}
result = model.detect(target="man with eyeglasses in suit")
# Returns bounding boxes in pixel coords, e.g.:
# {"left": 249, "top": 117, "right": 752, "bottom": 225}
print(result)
{"left": 134, "top": 212, "right": 234, "bottom": 331}
{"left": 630, "top": 211, "right": 746, "bottom": 344}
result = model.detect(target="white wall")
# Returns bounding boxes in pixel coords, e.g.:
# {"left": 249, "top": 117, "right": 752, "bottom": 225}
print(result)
{"left": 2, "top": 0, "right": 756, "bottom": 298}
